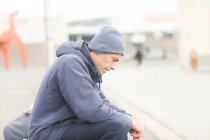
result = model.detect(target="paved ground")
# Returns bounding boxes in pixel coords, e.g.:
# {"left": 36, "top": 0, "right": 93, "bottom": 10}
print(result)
{"left": 0, "top": 60, "right": 209, "bottom": 140}
{"left": 103, "top": 60, "right": 210, "bottom": 140}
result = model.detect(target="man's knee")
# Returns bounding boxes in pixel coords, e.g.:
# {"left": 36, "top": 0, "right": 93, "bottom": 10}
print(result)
{"left": 105, "top": 119, "right": 127, "bottom": 133}
{"left": 100, "top": 119, "right": 128, "bottom": 140}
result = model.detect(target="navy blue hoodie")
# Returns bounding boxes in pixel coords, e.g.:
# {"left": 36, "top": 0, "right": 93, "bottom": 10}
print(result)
{"left": 29, "top": 41, "right": 131, "bottom": 140}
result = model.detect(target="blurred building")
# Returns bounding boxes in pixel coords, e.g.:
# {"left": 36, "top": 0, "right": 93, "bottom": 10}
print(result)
{"left": 0, "top": 12, "right": 178, "bottom": 68}
{"left": 6, "top": 0, "right": 209, "bottom": 69}
{"left": 67, "top": 15, "right": 177, "bottom": 60}
{"left": 0, "top": 0, "right": 183, "bottom": 68}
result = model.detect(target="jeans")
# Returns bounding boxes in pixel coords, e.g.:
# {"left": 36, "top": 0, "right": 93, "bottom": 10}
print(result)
{"left": 61, "top": 119, "right": 128, "bottom": 140}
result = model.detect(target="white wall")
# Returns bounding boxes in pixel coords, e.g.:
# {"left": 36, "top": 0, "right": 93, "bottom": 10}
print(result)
{"left": 178, "top": 0, "right": 210, "bottom": 69}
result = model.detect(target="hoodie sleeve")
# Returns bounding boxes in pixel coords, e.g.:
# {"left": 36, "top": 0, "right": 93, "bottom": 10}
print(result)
{"left": 99, "top": 90, "right": 128, "bottom": 114}
{"left": 56, "top": 55, "right": 131, "bottom": 131}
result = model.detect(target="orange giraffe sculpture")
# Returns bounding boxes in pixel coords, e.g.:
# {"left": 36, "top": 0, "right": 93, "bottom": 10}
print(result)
{"left": 0, "top": 12, "right": 27, "bottom": 69}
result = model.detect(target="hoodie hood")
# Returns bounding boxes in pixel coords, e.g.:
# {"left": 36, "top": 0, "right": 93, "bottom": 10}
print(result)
{"left": 56, "top": 41, "right": 83, "bottom": 57}
{"left": 56, "top": 41, "right": 102, "bottom": 84}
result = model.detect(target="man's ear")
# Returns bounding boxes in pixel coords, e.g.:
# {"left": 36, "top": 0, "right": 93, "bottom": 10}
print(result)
{"left": 90, "top": 52, "right": 99, "bottom": 59}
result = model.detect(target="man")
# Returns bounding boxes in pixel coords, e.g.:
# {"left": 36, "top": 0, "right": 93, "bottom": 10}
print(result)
{"left": 4, "top": 26, "right": 144, "bottom": 140}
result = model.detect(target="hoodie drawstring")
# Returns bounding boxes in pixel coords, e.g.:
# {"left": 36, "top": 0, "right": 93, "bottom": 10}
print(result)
{"left": 99, "top": 83, "right": 101, "bottom": 90}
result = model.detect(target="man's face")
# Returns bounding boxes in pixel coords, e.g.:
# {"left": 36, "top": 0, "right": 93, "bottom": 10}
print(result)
{"left": 91, "top": 52, "right": 122, "bottom": 75}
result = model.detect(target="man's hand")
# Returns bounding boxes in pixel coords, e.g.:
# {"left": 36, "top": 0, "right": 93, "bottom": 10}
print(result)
{"left": 129, "top": 117, "right": 144, "bottom": 140}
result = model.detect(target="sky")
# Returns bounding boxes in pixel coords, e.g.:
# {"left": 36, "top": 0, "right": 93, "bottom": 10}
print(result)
{"left": 0, "top": 0, "right": 178, "bottom": 21}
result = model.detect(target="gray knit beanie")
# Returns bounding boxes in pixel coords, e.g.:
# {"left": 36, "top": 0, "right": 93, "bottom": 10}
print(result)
{"left": 88, "top": 26, "right": 125, "bottom": 55}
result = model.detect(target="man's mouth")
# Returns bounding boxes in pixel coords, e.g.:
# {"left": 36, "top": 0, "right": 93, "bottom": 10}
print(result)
{"left": 105, "top": 68, "right": 111, "bottom": 71}
{"left": 102, "top": 68, "right": 111, "bottom": 74}
{"left": 102, "top": 68, "right": 108, "bottom": 74}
